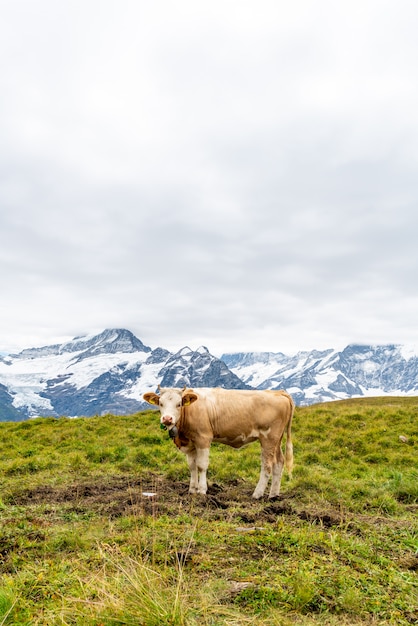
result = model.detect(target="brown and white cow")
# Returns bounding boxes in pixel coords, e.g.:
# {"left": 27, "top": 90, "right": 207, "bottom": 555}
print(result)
{"left": 143, "top": 387, "right": 294, "bottom": 499}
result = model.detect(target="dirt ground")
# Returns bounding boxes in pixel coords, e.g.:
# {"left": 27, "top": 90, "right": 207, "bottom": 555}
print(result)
{"left": 11, "top": 474, "right": 417, "bottom": 539}
{"left": 11, "top": 474, "right": 333, "bottom": 522}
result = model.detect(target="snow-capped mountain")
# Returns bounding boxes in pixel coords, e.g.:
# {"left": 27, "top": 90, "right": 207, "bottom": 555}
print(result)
{"left": 221, "top": 344, "right": 418, "bottom": 405}
{"left": 1, "top": 329, "right": 417, "bottom": 421}
{"left": 0, "top": 329, "right": 246, "bottom": 420}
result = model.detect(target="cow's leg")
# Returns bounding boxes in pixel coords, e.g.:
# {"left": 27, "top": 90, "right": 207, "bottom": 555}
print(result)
{"left": 252, "top": 444, "right": 274, "bottom": 499}
{"left": 195, "top": 447, "right": 210, "bottom": 495}
{"left": 269, "top": 443, "right": 285, "bottom": 498}
{"left": 185, "top": 450, "right": 199, "bottom": 493}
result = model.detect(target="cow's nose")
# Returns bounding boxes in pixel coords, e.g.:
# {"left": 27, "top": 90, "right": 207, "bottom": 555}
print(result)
{"left": 162, "top": 416, "right": 173, "bottom": 425}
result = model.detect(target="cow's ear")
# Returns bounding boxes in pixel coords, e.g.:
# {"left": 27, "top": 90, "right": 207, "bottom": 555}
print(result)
{"left": 182, "top": 392, "right": 198, "bottom": 406}
{"left": 143, "top": 392, "right": 160, "bottom": 406}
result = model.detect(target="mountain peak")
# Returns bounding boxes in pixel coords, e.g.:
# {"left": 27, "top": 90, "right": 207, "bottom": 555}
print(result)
{"left": 176, "top": 347, "right": 193, "bottom": 357}
{"left": 69, "top": 328, "right": 152, "bottom": 358}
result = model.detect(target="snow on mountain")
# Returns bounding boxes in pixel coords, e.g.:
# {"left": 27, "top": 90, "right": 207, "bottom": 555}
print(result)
{"left": 157, "top": 346, "right": 247, "bottom": 389}
{"left": 1, "top": 329, "right": 418, "bottom": 420}
{"left": 0, "top": 329, "right": 246, "bottom": 420}
{"left": 222, "top": 344, "right": 418, "bottom": 405}
{"left": 219, "top": 352, "right": 290, "bottom": 389}
{"left": 399, "top": 344, "right": 418, "bottom": 360}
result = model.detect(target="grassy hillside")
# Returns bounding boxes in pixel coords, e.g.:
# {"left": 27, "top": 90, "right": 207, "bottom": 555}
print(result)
{"left": 0, "top": 396, "right": 417, "bottom": 625}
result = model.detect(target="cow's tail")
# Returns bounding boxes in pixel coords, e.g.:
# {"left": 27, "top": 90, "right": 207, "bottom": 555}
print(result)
{"left": 283, "top": 392, "right": 294, "bottom": 478}
{"left": 269, "top": 390, "right": 295, "bottom": 478}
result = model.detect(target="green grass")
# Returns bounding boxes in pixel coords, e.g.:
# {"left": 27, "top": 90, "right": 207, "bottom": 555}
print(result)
{"left": 0, "top": 397, "right": 417, "bottom": 625}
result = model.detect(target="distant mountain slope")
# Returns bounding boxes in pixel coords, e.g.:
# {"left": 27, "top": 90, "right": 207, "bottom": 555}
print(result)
{"left": 1, "top": 329, "right": 418, "bottom": 420}
{"left": 0, "top": 329, "right": 246, "bottom": 420}
{"left": 0, "top": 383, "right": 23, "bottom": 421}
{"left": 222, "top": 344, "right": 418, "bottom": 405}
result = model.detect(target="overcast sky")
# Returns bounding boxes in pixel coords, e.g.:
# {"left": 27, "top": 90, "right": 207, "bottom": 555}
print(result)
{"left": 1, "top": 0, "right": 418, "bottom": 357}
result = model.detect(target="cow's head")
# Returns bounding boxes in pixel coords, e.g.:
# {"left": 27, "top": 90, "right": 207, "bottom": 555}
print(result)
{"left": 143, "top": 387, "right": 198, "bottom": 427}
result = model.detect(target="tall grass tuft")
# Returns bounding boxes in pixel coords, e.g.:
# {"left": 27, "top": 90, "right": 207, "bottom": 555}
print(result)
{"left": 84, "top": 544, "right": 190, "bottom": 625}
{"left": 0, "top": 589, "right": 15, "bottom": 626}
{"left": 64, "top": 541, "right": 248, "bottom": 626}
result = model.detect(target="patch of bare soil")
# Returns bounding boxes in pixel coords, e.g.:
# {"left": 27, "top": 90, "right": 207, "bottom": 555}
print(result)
{"left": 12, "top": 475, "right": 264, "bottom": 520}
{"left": 10, "top": 474, "right": 410, "bottom": 531}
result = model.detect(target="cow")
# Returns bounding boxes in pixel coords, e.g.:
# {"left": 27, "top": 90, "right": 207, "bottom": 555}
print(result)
{"left": 142, "top": 387, "right": 294, "bottom": 499}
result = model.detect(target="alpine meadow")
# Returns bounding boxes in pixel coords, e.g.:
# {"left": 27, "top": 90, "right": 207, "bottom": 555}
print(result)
{"left": 0, "top": 396, "right": 417, "bottom": 625}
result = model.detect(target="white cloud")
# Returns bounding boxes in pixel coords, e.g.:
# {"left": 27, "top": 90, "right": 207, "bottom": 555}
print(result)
{"left": 1, "top": 0, "right": 418, "bottom": 356}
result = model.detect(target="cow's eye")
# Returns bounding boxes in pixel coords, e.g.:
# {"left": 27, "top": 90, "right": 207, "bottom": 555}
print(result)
{"left": 176, "top": 403, "right": 181, "bottom": 408}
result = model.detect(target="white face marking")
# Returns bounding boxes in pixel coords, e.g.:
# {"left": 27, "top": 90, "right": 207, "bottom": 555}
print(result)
{"left": 158, "top": 390, "right": 183, "bottom": 426}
